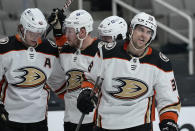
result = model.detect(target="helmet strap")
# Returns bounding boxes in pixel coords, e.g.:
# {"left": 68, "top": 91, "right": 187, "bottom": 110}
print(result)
{"left": 76, "top": 30, "right": 88, "bottom": 50}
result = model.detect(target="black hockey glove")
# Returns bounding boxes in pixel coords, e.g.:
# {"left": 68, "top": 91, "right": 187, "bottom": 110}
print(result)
{"left": 77, "top": 89, "right": 98, "bottom": 114}
{"left": 0, "top": 104, "right": 9, "bottom": 125}
{"left": 48, "top": 8, "right": 66, "bottom": 37}
{"left": 159, "top": 119, "right": 179, "bottom": 131}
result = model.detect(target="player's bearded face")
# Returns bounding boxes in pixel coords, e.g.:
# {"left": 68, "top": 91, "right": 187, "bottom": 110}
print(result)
{"left": 24, "top": 30, "right": 42, "bottom": 47}
{"left": 65, "top": 27, "right": 80, "bottom": 48}
{"left": 131, "top": 25, "right": 152, "bottom": 49}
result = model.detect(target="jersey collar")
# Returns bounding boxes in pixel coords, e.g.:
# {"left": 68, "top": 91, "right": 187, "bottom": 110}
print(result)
{"left": 123, "top": 41, "right": 153, "bottom": 58}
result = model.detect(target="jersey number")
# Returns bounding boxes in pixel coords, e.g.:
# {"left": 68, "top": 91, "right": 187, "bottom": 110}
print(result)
{"left": 171, "top": 78, "right": 177, "bottom": 91}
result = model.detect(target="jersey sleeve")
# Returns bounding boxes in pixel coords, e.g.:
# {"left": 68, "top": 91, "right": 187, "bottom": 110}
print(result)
{"left": 46, "top": 58, "right": 66, "bottom": 98}
{"left": 154, "top": 68, "right": 181, "bottom": 123}
{"left": 82, "top": 49, "right": 104, "bottom": 89}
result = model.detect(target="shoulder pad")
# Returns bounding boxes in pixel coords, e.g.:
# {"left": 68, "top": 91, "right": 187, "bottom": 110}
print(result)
{"left": 100, "top": 40, "right": 124, "bottom": 59}
{"left": 60, "top": 43, "right": 76, "bottom": 53}
{"left": 0, "top": 37, "right": 9, "bottom": 45}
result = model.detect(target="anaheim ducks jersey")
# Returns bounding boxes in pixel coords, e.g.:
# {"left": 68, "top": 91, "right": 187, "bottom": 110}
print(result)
{"left": 85, "top": 40, "right": 181, "bottom": 129}
{"left": 0, "top": 35, "right": 59, "bottom": 123}
{"left": 47, "top": 38, "right": 101, "bottom": 124}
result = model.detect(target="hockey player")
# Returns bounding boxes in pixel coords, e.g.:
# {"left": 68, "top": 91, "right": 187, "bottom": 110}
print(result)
{"left": 47, "top": 10, "right": 129, "bottom": 131}
{"left": 0, "top": 8, "right": 60, "bottom": 131}
{"left": 77, "top": 12, "right": 181, "bottom": 131}
{"left": 47, "top": 9, "right": 100, "bottom": 131}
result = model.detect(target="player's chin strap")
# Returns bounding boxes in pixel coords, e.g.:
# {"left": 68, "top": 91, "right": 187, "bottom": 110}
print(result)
{"left": 98, "top": 43, "right": 103, "bottom": 75}
{"left": 129, "top": 31, "right": 152, "bottom": 51}
{"left": 112, "top": 36, "right": 118, "bottom": 46}
{"left": 76, "top": 31, "right": 88, "bottom": 50}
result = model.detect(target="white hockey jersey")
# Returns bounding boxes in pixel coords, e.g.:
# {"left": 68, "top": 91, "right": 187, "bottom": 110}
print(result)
{"left": 0, "top": 34, "right": 59, "bottom": 123}
{"left": 47, "top": 38, "right": 101, "bottom": 124}
{"left": 84, "top": 40, "right": 181, "bottom": 129}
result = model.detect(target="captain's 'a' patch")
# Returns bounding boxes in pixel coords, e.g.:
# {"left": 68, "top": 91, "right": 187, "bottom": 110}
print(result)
{"left": 0, "top": 37, "right": 9, "bottom": 44}
{"left": 159, "top": 52, "right": 169, "bottom": 62}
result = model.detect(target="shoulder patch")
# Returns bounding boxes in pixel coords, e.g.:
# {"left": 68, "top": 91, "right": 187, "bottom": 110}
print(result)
{"left": 0, "top": 37, "right": 9, "bottom": 44}
{"left": 105, "top": 42, "right": 116, "bottom": 50}
{"left": 98, "top": 41, "right": 107, "bottom": 48}
{"left": 159, "top": 52, "right": 169, "bottom": 62}
{"left": 48, "top": 39, "right": 57, "bottom": 48}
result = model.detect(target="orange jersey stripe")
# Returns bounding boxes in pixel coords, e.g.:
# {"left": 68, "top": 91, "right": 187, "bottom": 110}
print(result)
{"left": 160, "top": 111, "right": 178, "bottom": 123}
{"left": 81, "top": 81, "right": 94, "bottom": 89}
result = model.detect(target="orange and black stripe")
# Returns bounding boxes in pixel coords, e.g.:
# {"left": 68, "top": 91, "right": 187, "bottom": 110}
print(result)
{"left": 159, "top": 98, "right": 181, "bottom": 123}
{"left": 144, "top": 94, "right": 156, "bottom": 123}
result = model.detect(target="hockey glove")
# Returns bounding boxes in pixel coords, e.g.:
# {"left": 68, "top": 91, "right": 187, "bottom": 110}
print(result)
{"left": 48, "top": 8, "right": 66, "bottom": 37}
{"left": 77, "top": 89, "right": 98, "bottom": 114}
{"left": 159, "top": 119, "right": 179, "bottom": 131}
{"left": 0, "top": 104, "right": 9, "bottom": 125}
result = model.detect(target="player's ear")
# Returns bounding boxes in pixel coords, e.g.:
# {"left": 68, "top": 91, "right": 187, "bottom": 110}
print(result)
{"left": 18, "top": 24, "right": 24, "bottom": 36}
{"left": 79, "top": 27, "right": 87, "bottom": 39}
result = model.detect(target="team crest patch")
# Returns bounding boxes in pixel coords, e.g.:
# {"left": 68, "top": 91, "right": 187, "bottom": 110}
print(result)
{"left": 0, "top": 37, "right": 9, "bottom": 44}
{"left": 159, "top": 52, "right": 169, "bottom": 62}
{"left": 105, "top": 42, "right": 116, "bottom": 50}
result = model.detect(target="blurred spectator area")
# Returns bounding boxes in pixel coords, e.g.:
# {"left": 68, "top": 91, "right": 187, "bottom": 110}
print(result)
{"left": 151, "top": 0, "right": 195, "bottom": 45}
{"left": 0, "top": 0, "right": 67, "bottom": 40}
{"left": 0, "top": 0, "right": 195, "bottom": 44}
